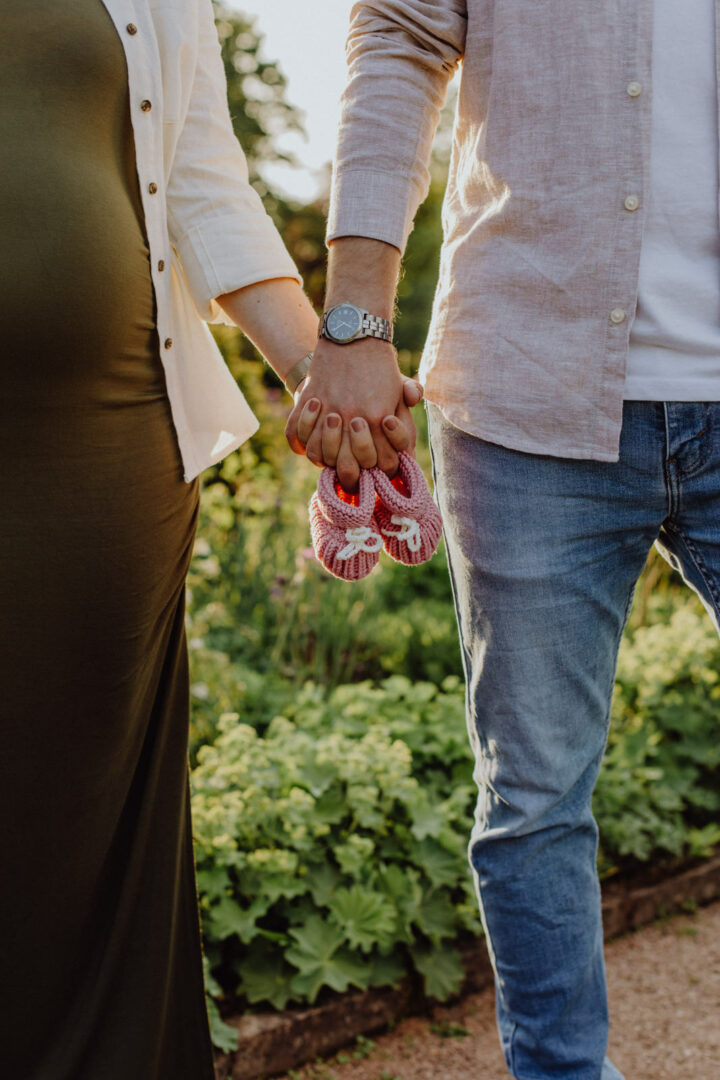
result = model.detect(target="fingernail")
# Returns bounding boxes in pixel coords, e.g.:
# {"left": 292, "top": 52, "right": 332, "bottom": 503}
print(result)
{"left": 351, "top": 418, "right": 365, "bottom": 432}
{"left": 307, "top": 399, "right": 321, "bottom": 413}
{"left": 327, "top": 414, "right": 340, "bottom": 429}
{"left": 383, "top": 416, "right": 399, "bottom": 430}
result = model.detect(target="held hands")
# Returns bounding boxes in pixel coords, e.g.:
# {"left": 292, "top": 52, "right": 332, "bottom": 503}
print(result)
{"left": 284, "top": 337, "right": 423, "bottom": 491}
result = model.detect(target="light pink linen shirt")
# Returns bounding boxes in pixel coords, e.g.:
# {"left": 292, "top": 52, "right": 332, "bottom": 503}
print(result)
{"left": 327, "top": 0, "right": 669, "bottom": 462}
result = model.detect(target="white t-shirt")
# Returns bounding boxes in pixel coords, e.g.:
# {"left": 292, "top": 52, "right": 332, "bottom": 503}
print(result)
{"left": 625, "top": 0, "right": 720, "bottom": 400}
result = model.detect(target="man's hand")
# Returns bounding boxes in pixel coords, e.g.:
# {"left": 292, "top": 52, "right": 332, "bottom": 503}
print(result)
{"left": 285, "top": 336, "right": 421, "bottom": 490}
{"left": 285, "top": 235, "right": 416, "bottom": 488}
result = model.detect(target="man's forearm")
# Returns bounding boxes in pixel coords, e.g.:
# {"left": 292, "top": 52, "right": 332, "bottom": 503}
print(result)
{"left": 285, "top": 236, "right": 413, "bottom": 485}
{"left": 325, "top": 237, "right": 402, "bottom": 326}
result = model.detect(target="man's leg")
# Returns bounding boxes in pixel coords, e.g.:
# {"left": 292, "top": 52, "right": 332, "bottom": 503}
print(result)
{"left": 654, "top": 403, "right": 720, "bottom": 634}
{"left": 427, "top": 401, "right": 670, "bottom": 1080}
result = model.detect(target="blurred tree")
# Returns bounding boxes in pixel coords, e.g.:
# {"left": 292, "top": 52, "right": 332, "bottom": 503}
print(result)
{"left": 213, "top": 4, "right": 300, "bottom": 194}
{"left": 395, "top": 87, "right": 457, "bottom": 361}
{"left": 395, "top": 179, "right": 445, "bottom": 361}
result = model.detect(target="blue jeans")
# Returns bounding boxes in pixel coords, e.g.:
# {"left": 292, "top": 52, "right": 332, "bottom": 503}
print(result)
{"left": 427, "top": 401, "right": 720, "bottom": 1080}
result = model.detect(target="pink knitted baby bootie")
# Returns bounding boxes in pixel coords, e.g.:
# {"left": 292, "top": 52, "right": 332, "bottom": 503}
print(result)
{"left": 309, "top": 467, "right": 383, "bottom": 581}
{"left": 371, "top": 452, "right": 443, "bottom": 565}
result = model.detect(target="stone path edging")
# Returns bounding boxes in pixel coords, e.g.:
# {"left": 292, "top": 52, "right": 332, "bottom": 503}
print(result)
{"left": 213, "top": 853, "right": 720, "bottom": 1080}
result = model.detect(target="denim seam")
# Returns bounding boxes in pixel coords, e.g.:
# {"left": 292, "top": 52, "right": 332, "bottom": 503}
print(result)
{"left": 427, "top": 415, "right": 492, "bottom": 829}
{"left": 426, "top": 403, "right": 517, "bottom": 1071}
{"left": 662, "top": 523, "right": 720, "bottom": 621}
{"left": 662, "top": 406, "right": 677, "bottom": 520}
{"left": 599, "top": 579, "right": 639, "bottom": 764}
{"left": 663, "top": 405, "right": 715, "bottom": 485}
{"left": 680, "top": 404, "right": 715, "bottom": 479}
{"left": 673, "top": 422, "right": 715, "bottom": 480}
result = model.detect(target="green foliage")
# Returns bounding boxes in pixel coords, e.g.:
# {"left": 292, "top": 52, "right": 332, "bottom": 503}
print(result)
{"left": 191, "top": 696, "right": 479, "bottom": 1014}
{"left": 430, "top": 1020, "right": 471, "bottom": 1038}
{"left": 213, "top": 4, "right": 301, "bottom": 189}
{"left": 395, "top": 177, "right": 444, "bottom": 357}
{"left": 203, "top": 955, "right": 239, "bottom": 1052}
{"left": 191, "top": 590, "right": 720, "bottom": 1038}
{"left": 410, "top": 942, "right": 465, "bottom": 1000}
{"left": 595, "top": 596, "right": 720, "bottom": 874}
{"left": 395, "top": 87, "right": 456, "bottom": 358}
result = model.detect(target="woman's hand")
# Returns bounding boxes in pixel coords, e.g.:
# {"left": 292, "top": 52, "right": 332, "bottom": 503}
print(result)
{"left": 290, "top": 371, "right": 423, "bottom": 487}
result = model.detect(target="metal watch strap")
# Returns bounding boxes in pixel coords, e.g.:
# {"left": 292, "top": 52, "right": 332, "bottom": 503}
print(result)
{"left": 320, "top": 304, "right": 393, "bottom": 344}
{"left": 362, "top": 312, "right": 393, "bottom": 341}
{"left": 284, "top": 351, "right": 313, "bottom": 395}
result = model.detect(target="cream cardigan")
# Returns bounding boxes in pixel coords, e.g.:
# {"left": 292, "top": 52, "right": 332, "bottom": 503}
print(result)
{"left": 100, "top": 0, "right": 301, "bottom": 481}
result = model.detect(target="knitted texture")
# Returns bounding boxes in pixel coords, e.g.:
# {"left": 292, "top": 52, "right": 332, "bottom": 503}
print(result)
{"left": 309, "top": 467, "right": 383, "bottom": 581}
{"left": 371, "top": 452, "right": 443, "bottom": 565}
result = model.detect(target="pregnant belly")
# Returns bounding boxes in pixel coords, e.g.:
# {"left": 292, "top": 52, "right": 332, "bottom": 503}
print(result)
{"left": 0, "top": 143, "right": 159, "bottom": 408}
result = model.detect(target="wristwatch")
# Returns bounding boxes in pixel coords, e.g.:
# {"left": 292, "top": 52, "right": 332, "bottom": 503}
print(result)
{"left": 320, "top": 303, "right": 393, "bottom": 345}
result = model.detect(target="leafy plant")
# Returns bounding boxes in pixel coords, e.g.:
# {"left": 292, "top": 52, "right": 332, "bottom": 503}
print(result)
{"left": 193, "top": 592, "right": 720, "bottom": 1044}
{"left": 429, "top": 1020, "right": 471, "bottom": 1038}
{"left": 596, "top": 596, "right": 720, "bottom": 874}
{"left": 191, "top": 696, "right": 479, "bottom": 1017}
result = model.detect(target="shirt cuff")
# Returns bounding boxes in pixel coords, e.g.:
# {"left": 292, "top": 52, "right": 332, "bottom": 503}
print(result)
{"left": 175, "top": 211, "right": 303, "bottom": 324}
{"left": 326, "top": 168, "right": 421, "bottom": 253}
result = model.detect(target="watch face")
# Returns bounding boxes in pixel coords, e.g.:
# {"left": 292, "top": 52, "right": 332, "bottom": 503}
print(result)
{"left": 326, "top": 304, "right": 362, "bottom": 342}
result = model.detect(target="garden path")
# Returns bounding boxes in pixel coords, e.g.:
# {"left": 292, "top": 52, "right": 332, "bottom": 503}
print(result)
{"left": 276, "top": 901, "right": 720, "bottom": 1080}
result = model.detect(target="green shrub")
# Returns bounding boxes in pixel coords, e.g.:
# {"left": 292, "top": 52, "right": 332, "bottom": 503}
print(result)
{"left": 191, "top": 685, "right": 479, "bottom": 1018}
{"left": 192, "top": 594, "right": 720, "bottom": 1046}
{"left": 596, "top": 596, "right": 720, "bottom": 873}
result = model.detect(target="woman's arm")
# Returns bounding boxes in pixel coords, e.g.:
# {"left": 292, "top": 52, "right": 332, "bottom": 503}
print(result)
{"left": 165, "top": 0, "right": 302, "bottom": 323}
{"left": 215, "top": 277, "right": 318, "bottom": 384}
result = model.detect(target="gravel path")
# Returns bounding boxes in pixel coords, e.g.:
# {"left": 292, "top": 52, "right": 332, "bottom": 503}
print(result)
{"left": 276, "top": 902, "right": 720, "bottom": 1080}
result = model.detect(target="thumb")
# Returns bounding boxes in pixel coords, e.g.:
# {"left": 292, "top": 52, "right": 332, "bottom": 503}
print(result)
{"left": 402, "top": 377, "right": 424, "bottom": 407}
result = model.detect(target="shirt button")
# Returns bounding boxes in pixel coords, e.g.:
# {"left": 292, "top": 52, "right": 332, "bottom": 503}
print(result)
{"left": 148, "top": 182, "right": 158, "bottom": 194}
{"left": 624, "top": 195, "right": 640, "bottom": 212}
{"left": 626, "top": 81, "right": 642, "bottom": 97}
{"left": 126, "top": 23, "right": 138, "bottom": 35}
{"left": 164, "top": 338, "right": 173, "bottom": 349}
{"left": 140, "top": 99, "right": 152, "bottom": 112}
{"left": 610, "top": 308, "right": 627, "bottom": 325}
{"left": 157, "top": 259, "right": 165, "bottom": 272}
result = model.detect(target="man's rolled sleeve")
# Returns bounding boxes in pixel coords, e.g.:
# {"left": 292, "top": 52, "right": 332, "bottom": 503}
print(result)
{"left": 327, "top": 0, "right": 467, "bottom": 252}
{"left": 328, "top": 168, "right": 423, "bottom": 252}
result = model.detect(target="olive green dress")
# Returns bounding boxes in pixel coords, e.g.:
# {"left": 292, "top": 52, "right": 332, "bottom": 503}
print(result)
{"left": 0, "top": 3, "right": 216, "bottom": 1077}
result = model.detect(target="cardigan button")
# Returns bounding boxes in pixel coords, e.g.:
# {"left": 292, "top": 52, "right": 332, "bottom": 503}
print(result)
{"left": 140, "top": 99, "right": 152, "bottom": 112}
{"left": 157, "top": 260, "right": 165, "bottom": 272}
{"left": 126, "top": 23, "right": 138, "bottom": 35}
{"left": 164, "top": 338, "right": 173, "bottom": 349}
{"left": 148, "top": 182, "right": 158, "bottom": 194}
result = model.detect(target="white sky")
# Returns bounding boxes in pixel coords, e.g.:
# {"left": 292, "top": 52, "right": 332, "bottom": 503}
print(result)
{"left": 228, "top": 1, "right": 356, "bottom": 201}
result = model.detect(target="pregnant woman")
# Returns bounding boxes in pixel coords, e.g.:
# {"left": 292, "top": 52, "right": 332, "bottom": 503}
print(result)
{"left": 0, "top": 2, "right": 322, "bottom": 1076}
